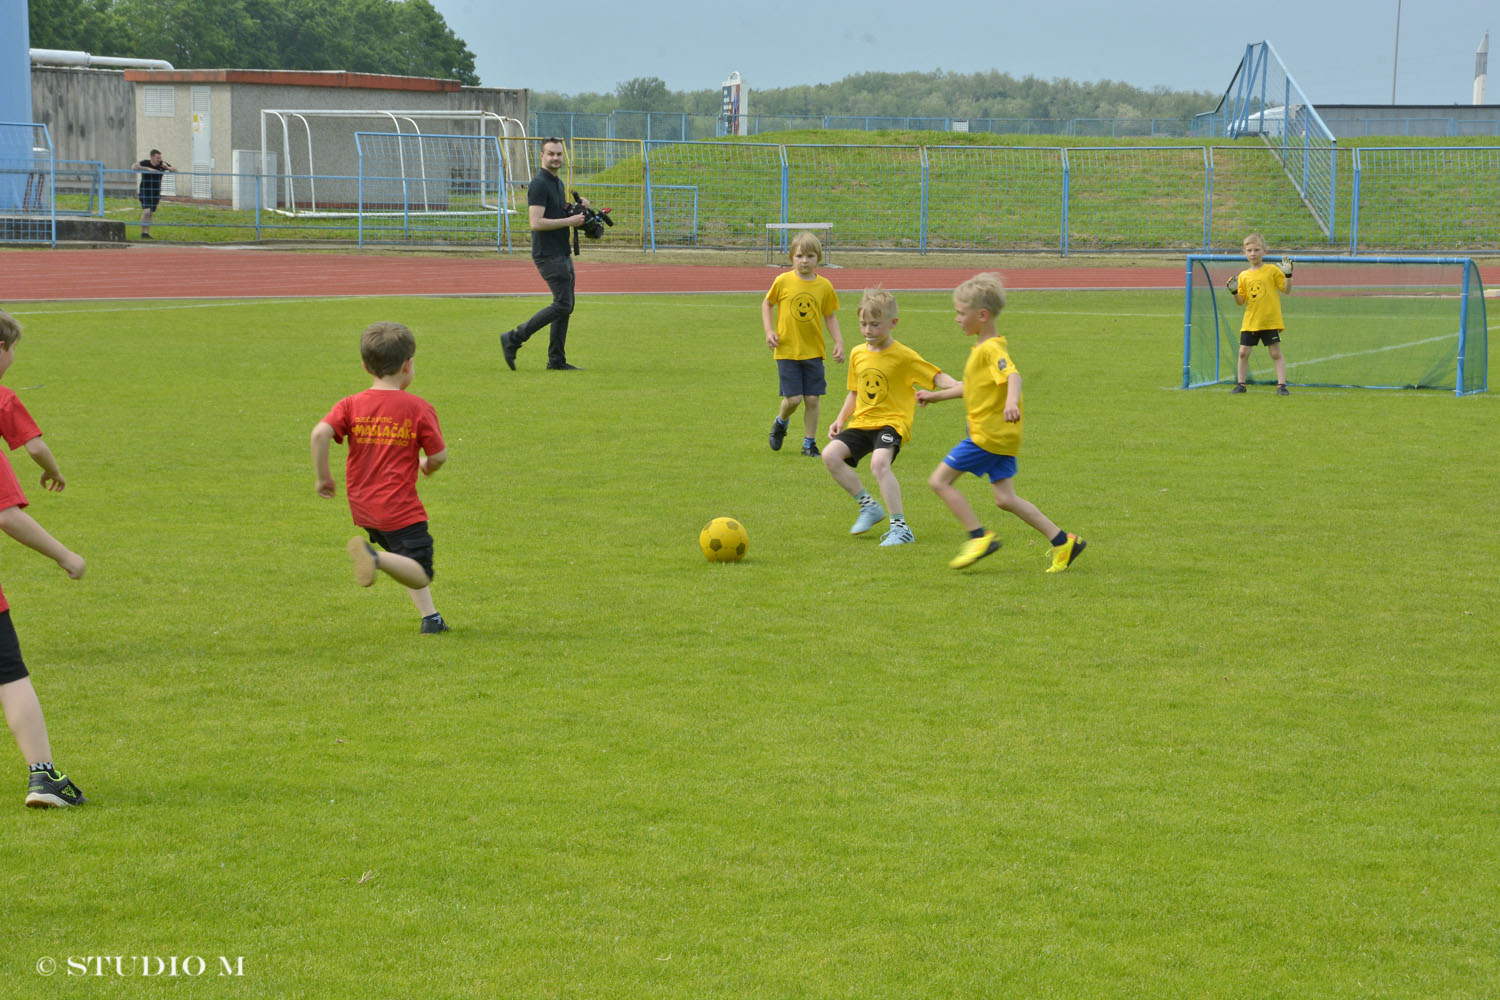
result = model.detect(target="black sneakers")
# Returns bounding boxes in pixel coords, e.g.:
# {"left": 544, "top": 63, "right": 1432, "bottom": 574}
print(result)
{"left": 769, "top": 419, "right": 788, "bottom": 451}
{"left": 546, "top": 362, "right": 582, "bottom": 371}
{"left": 420, "top": 613, "right": 450, "bottom": 634}
{"left": 500, "top": 331, "right": 518, "bottom": 370}
{"left": 26, "top": 769, "right": 87, "bottom": 808}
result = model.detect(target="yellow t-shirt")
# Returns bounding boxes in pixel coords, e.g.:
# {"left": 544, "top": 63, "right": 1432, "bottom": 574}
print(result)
{"left": 963, "top": 336, "right": 1022, "bottom": 456}
{"left": 765, "top": 271, "right": 839, "bottom": 360}
{"left": 1236, "top": 263, "right": 1289, "bottom": 332}
{"left": 845, "top": 340, "right": 942, "bottom": 441}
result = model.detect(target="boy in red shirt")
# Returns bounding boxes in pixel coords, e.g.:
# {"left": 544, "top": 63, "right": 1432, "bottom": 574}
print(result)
{"left": 0, "top": 310, "right": 88, "bottom": 807}
{"left": 312, "top": 322, "right": 450, "bottom": 633}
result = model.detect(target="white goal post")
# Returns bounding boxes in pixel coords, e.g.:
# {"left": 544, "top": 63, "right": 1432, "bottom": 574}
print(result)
{"left": 258, "top": 109, "right": 527, "bottom": 217}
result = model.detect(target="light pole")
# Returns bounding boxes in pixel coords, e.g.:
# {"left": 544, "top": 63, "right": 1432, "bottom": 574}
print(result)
{"left": 1391, "top": 0, "right": 1402, "bottom": 104}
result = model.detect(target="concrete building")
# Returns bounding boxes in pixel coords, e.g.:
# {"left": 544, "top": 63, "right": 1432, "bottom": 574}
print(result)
{"left": 125, "top": 68, "right": 527, "bottom": 206}
{"left": 30, "top": 64, "right": 528, "bottom": 208}
{"left": 1316, "top": 104, "right": 1500, "bottom": 139}
{"left": 30, "top": 64, "right": 138, "bottom": 168}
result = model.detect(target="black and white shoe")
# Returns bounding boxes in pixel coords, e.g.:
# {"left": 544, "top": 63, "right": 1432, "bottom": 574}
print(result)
{"left": 26, "top": 769, "right": 87, "bottom": 808}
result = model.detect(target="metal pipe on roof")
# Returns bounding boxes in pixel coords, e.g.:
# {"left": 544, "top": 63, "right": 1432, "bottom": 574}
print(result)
{"left": 29, "top": 48, "right": 174, "bottom": 71}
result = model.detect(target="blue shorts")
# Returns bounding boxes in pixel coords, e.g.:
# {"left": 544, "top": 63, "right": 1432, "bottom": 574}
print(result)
{"left": 942, "top": 438, "right": 1017, "bottom": 483}
{"left": 776, "top": 358, "right": 827, "bottom": 398}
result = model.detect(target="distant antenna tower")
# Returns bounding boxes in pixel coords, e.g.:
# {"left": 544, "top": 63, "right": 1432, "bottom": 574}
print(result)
{"left": 1475, "top": 32, "right": 1489, "bottom": 105}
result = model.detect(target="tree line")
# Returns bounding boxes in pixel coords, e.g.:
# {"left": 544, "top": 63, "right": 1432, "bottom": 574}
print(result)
{"left": 540, "top": 71, "right": 1218, "bottom": 122}
{"left": 28, "top": 0, "right": 478, "bottom": 86}
{"left": 29, "top": 1, "right": 1214, "bottom": 122}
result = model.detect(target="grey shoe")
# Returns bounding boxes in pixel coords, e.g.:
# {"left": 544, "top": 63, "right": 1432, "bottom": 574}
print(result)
{"left": 879, "top": 524, "right": 915, "bottom": 546}
{"left": 850, "top": 502, "right": 886, "bottom": 535}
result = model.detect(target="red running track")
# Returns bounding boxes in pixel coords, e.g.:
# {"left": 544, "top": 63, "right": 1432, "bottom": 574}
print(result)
{"left": 0, "top": 247, "right": 1185, "bottom": 301}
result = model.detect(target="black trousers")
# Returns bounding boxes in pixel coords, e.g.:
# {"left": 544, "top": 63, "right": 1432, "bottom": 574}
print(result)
{"left": 513, "top": 253, "right": 575, "bottom": 366}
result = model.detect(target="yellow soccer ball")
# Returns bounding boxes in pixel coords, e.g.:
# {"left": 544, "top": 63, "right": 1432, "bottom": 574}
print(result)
{"left": 699, "top": 517, "right": 749, "bottom": 563}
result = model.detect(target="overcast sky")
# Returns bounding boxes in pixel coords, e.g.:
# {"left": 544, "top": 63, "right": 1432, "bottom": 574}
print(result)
{"left": 428, "top": 0, "right": 1493, "bottom": 107}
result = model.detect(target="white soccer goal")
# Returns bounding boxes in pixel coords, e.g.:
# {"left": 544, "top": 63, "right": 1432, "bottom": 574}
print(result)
{"left": 258, "top": 109, "right": 526, "bottom": 217}
{"left": 353, "top": 131, "right": 511, "bottom": 247}
{"left": 1183, "top": 254, "right": 1488, "bottom": 396}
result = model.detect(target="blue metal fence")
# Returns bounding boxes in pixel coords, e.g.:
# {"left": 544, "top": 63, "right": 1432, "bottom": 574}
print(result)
{"left": 540, "top": 109, "right": 1500, "bottom": 142}
{"left": 0, "top": 121, "right": 56, "bottom": 246}
{"left": 17, "top": 140, "right": 1500, "bottom": 256}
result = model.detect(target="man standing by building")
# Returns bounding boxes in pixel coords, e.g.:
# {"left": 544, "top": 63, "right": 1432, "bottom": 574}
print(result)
{"left": 500, "top": 138, "right": 588, "bottom": 371}
{"left": 133, "top": 149, "right": 176, "bottom": 240}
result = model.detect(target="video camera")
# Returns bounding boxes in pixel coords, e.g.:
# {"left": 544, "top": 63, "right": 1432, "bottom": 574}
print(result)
{"left": 565, "top": 189, "right": 614, "bottom": 253}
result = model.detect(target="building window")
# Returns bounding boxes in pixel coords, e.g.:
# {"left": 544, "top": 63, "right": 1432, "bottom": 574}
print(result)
{"left": 144, "top": 86, "right": 175, "bottom": 118}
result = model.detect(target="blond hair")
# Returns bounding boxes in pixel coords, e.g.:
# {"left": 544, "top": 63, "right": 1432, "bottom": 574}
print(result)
{"left": 858, "top": 286, "right": 898, "bottom": 321}
{"left": 1242, "top": 232, "right": 1266, "bottom": 249}
{"left": 0, "top": 310, "right": 20, "bottom": 349}
{"left": 788, "top": 230, "right": 823, "bottom": 262}
{"left": 955, "top": 272, "right": 1006, "bottom": 316}
{"left": 360, "top": 321, "right": 416, "bottom": 377}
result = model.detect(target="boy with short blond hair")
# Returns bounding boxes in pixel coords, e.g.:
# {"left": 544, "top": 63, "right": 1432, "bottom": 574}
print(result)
{"left": 823, "top": 288, "right": 955, "bottom": 546}
{"left": 762, "top": 230, "right": 844, "bottom": 456}
{"left": 0, "top": 310, "right": 89, "bottom": 807}
{"left": 312, "top": 322, "right": 451, "bottom": 633}
{"left": 1227, "top": 232, "right": 1294, "bottom": 394}
{"left": 917, "top": 274, "right": 1086, "bottom": 572}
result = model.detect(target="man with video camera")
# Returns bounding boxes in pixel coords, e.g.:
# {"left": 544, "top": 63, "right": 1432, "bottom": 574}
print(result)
{"left": 500, "top": 137, "right": 589, "bottom": 371}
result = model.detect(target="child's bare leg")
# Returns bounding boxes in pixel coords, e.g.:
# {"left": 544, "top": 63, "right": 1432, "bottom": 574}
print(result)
{"left": 822, "top": 441, "right": 865, "bottom": 494}
{"left": 930, "top": 463, "right": 982, "bottom": 532}
{"left": 802, "top": 396, "right": 820, "bottom": 442}
{"left": 0, "top": 677, "right": 52, "bottom": 766}
{"left": 777, "top": 395, "right": 802, "bottom": 421}
{"left": 407, "top": 586, "right": 438, "bottom": 618}
{"left": 993, "top": 478, "right": 1060, "bottom": 539}
{"left": 1237, "top": 345, "right": 1253, "bottom": 385}
{"left": 1268, "top": 343, "right": 1287, "bottom": 385}
{"left": 376, "top": 551, "right": 431, "bottom": 590}
{"left": 870, "top": 449, "right": 903, "bottom": 518}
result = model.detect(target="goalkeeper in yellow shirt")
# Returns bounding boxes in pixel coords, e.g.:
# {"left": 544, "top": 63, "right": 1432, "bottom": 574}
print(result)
{"left": 1228, "top": 232, "right": 1294, "bottom": 395}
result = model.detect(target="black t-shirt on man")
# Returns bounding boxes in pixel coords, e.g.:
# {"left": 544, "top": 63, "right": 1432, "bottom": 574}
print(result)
{"left": 528, "top": 169, "right": 570, "bottom": 258}
{"left": 137, "top": 160, "right": 167, "bottom": 204}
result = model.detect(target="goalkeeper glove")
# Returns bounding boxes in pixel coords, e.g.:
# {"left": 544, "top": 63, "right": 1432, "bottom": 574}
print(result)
{"left": 1225, "top": 275, "right": 1239, "bottom": 293}
{"left": 1281, "top": 256, "right": 1294, "bottom": 277}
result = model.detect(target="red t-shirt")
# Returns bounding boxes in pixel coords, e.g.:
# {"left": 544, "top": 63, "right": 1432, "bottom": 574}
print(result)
{"left": 321, "top": 388, "right": 444, "bottom": 531}
{"left": 0, "top": 386, "right": 43, "bottom": 612}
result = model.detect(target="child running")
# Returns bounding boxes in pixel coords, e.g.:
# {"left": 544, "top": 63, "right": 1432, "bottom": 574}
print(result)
{"left": 916, "top": 274, "right": 1086, "bottom": 572}
{"left": 312, "top": 322, "right": 451, "bottom": 633}
{"left": 822, "top": 288, "right": 955, "bottom": 546}
{"left": 0, "top": 310, "right": 89, "bottom": 807}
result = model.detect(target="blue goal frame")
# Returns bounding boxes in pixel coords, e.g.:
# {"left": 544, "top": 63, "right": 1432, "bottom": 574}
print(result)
{"left": 1183, "top": 254, "right": 1488, "bottom": 396}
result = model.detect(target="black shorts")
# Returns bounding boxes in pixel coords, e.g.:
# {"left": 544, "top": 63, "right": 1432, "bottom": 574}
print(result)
{"left": 138, "top": 193, "right": 161, "bottom": 210}
{"left": 1240, "top": 329, "right": 1282, "bottom": 347}
{"left": 0, "top": 610, "right": 28, "bottom": 684}
{"left": 833, "top": 425, "right": 903, "bottom": 468}
{"left": 364, "top": 521, "right": 436, "bottom": 581}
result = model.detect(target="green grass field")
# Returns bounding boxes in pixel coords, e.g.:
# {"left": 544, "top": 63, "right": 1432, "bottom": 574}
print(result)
{"left": 1, "top": 287, "right": 1497, "bottom": 997}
